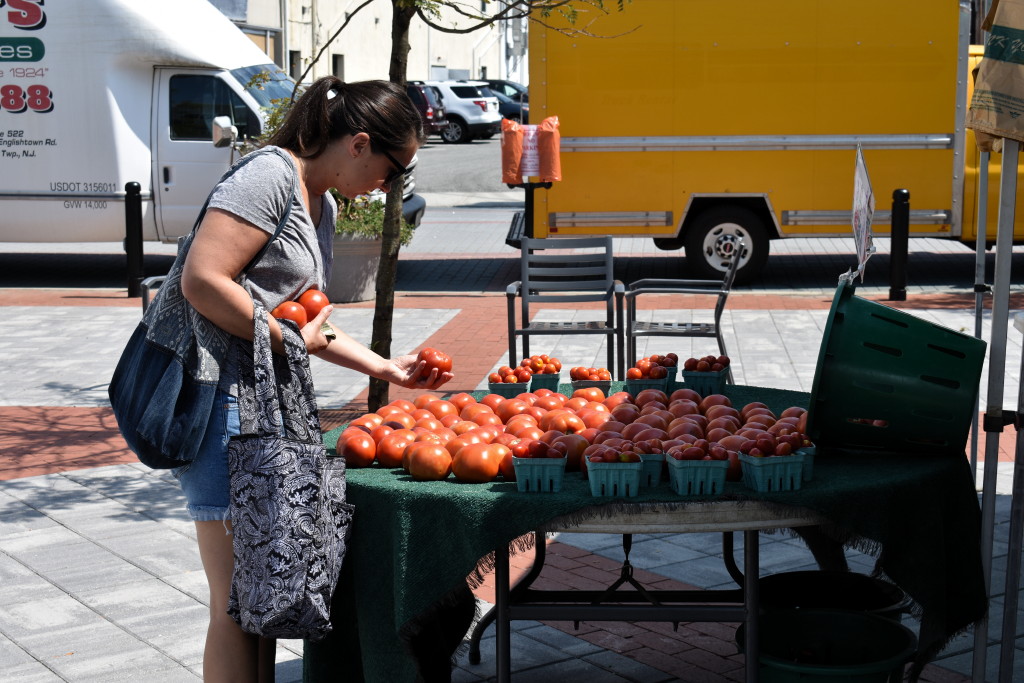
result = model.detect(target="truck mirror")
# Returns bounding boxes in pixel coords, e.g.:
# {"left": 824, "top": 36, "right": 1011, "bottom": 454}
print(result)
{"left": 211, "top": 116, "right": 237, "bottom": 148}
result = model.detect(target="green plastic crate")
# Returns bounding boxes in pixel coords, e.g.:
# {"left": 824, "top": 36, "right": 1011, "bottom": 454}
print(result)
{"left": 739, "top": 453, "right": 805, "bottom": 492}
{"left": 807, "top": 279, "right": 986, "bottom": 456}
{"left": 796, "top": 446, "right": 816, "bottom": 482}
{"left": 587, "top": 460, "right": 642, "bottom": 497}
{"left": 680, "top": 367, "right": 728, "bottom": 397}
{"left": 529, "top": 373, "right": 561, "bottom": 391}
{"left": 513, "top": 457, "right": 566, "bottom": 493}
{"left": 666, "top": 457, "right": 728, "bottom": 496}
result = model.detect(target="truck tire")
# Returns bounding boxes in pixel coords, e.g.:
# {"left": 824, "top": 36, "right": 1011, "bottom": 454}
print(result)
{"left": 683, "top": 206, "right": 768, "bottom": 284}
{"left": 441, "top": 118, "right": 471, "bottom": 144}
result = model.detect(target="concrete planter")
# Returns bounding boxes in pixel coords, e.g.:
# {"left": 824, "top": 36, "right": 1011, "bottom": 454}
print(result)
{"left": 327, "top": 233, "right": 381, "bottom": 303}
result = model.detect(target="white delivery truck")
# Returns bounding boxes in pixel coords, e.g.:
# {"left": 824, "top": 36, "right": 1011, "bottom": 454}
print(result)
{"left": 0, "top": 0, "right": 296, "bottom": 244}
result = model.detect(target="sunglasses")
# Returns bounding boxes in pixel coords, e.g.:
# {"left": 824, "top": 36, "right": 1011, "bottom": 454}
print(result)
{"left": 378, "top": 147, "right": 408, "bottom": 187}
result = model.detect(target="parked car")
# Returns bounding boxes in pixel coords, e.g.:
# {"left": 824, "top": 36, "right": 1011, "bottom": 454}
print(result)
{"left": 484, "top": 79, "right": 529, "bottom": 102}
{"left": 493, "top": 91, "right": 529, "bottom": 123}
{"left": 406, "top": 83, "right": 448, "bottom": 137}
{"left": 423, "top": 80, "right": 502, "bottom": 144}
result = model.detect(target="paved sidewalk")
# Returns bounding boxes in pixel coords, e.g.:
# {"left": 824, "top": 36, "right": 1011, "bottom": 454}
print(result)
{"left": 1, "top": 204, "right": 1022, "bottom": 681}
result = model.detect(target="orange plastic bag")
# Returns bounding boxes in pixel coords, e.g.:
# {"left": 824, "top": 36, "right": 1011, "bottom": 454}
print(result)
{"left": 537, "top": 116, "right": 561, "bottom": 182}
{"left": 501, "top": 118, "right": 523, "bottom": 184}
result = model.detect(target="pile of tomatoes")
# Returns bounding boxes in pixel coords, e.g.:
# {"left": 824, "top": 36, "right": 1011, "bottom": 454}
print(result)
{"left": 682, "top": 354, "right": 731, "bottom": 373}
{"left": 567, "top": 366, "right": 612, "bottom": 381}
{"left": 336, "top": 385, "right": 812, "bottom": 486}
{"left": 489, "top": 355, "right": 561, "bottom": 384}
{"left": 625, "top": 353, "right": 678, "bottom": 380}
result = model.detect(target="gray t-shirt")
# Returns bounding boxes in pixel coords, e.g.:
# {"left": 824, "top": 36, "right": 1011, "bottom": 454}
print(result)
{"left": 204, "top": 146, "right": 337, "bottom": 394}
{"left": 208, "top": 146, "right": 337, "bottom": 308}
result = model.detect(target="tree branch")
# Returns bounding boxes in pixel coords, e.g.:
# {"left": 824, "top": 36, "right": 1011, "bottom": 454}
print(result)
{"left": 292, "top": 0, "right": 378, "bottom": 98}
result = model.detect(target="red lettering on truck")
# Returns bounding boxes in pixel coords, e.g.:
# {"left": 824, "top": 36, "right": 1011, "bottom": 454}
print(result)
{"left": 3, "top": 0, "right": 46, "bottom": 31}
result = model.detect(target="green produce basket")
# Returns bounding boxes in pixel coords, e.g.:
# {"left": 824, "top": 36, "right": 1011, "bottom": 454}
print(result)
{"left": 796, "top": 445, "right": 816, "bottom": 481}
{"left": 512, "top": 457, "right": 566, "bottom": 493}
{"left": 625, "top": 377, "right": 669, "bottom": 396}
{"left": 758, "top": 570, "right": 910, "bottom": 622}
{"left": 570, "top": 379, "right": 612, "bottom": 395}
{"left": 666, "top": 457, "right": 728, "bottom": 496}
{"left": 587, "top": 460, "right": 642, "bottom": 497}
{"left": 529, "top": 372, "right": 561, "bottom": 391}
{"left": 807, "top": 279, "right": 986, "bottom": 456}
{"left": 638, "top": 452, "right": 666, "bottom": 487}
{"left": 739, "top": 453, "right": 804, "bottom": 492}
{"left": 680, "top": 367, "right": 728, "bottom": 397}
{"left": 487, "top": 381, "right": 525, "bottom": 398}
{"left": 736, "top": 609, "right": 918, "bottom": 683}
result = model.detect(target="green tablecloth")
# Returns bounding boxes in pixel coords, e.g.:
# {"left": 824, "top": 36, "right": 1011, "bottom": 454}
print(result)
{"left": 303, "top": 385, "right": 986, "bottom": 682}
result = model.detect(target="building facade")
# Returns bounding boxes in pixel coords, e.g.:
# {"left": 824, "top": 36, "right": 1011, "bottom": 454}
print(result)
{"left": 208, "top": 0, "right": 527, "bottom": 85}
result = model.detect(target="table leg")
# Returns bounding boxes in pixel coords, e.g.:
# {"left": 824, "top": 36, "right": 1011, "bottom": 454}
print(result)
{"left": 495, "top": 542, "right": 511, "bottom": 683}
{"left": 743, "top": 529, "right": 760, "bottom": 683}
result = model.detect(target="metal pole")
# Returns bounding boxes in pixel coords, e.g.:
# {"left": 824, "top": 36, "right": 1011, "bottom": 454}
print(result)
{"left": 888, "top": 189, "right": 909, "bottom": 301}
{"left": 124, "top": 181, "right": 143, "bottom": 298}
{"left": 973, "top": 151, "right": 991, "bottom": 478}
{"left": 973, "top": 137, "right": 1018, "bottom": 682}
{"left": 999, "top": 315, "right": 1024, "bottom": 681}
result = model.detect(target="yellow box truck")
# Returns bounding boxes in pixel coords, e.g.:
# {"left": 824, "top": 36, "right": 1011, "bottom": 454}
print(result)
{"left": 525, "top": 0, "right": 1015, "bottom": 282}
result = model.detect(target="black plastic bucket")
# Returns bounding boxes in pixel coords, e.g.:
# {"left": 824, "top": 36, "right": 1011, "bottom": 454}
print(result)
{"left": 736, "top": 609, "right": 918, "bottom": 683}
{"left": 759, "top": 571, "right": 910, "bottom": 621}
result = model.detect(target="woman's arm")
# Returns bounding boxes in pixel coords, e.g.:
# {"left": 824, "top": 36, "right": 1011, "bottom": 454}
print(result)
{"left": 315, "top": 323, "right": 454, "bottom": 390}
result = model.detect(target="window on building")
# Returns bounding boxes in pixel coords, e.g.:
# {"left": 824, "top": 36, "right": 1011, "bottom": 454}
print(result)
{"left": 289, "top": 51, "right": 302, "bottom": 80}
{"left": 169, "top": 75, "right": 258, "bottom": 141}
{"left": 332, "top": 54, "right": 344, "bottom": 80}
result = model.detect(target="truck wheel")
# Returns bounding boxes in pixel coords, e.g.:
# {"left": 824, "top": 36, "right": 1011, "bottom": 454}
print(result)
{"left": 683, "top": 206, "right": 768, "bottom": 283}
{"left": 441, "top": 118, "right": 470, "bottom": 144}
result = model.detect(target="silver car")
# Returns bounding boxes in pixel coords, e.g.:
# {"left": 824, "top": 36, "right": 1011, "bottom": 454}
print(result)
{"left": 425, "top": 80, "right": 502, "bottom": 144}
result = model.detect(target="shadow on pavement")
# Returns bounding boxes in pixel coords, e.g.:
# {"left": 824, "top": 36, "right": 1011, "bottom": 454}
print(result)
{"left": 0, "top": 252, "right": 177, "bottom": 290}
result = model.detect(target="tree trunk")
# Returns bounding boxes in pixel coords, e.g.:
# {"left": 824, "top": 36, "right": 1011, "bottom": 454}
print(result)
{"left": 367, "top": 3, "right": 417, "bottom": 412}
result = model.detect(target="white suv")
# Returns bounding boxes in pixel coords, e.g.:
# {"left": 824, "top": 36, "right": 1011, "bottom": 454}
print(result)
{"left": 423, "top": 80, "right": 502, "bottom": 144}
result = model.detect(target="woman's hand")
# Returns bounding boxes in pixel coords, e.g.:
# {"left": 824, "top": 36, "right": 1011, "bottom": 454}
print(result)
{"left": 390, "top": 353, "right": 454, "bottom": 390}
{"left": 301, "top": 305, "right": 336, "bottom": 354}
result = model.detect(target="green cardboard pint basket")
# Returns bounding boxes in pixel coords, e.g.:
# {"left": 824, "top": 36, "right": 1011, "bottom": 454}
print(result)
{"left": 680, "top": 367, "right": 728, "bottom": 397}
{"left": 638, "top": 453, "right": 666, "bottom": 487}
{"left": 587, "top": 460, "right": 642, "bottom": 497}
{"left": 625, "top": 377, "right": 669, "bottom": 396}
{"left": 513, "top": 457, "right": 566, "bottom": 493}
{"left": 739, "top": 453, "right": 804, "bottom": 492}
{"left": 667, "top": 457, "right": 728, "bottom": 496}
{"left": 529, "top": 372, "right": 561, "bottom": 392}
{"left": 487, "top": 381, "right": 525, "bottom": 398}
{"left": 570, "top": 379, "right": 612, "bottom": 396}
{"left": 807, "top": 280, "right": 985, "bottom": 456}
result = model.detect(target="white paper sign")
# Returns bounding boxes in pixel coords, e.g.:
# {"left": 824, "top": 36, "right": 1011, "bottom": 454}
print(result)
{"left": 520, "top": 125, "right": 539, "bottom": 176}
{"left": 851, "top": 145, "right": 876, "bottom": 281}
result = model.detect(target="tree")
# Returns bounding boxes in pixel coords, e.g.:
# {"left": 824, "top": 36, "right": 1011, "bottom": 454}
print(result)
{"left": 295, "top": 0, "right": 631, "bottom": 411}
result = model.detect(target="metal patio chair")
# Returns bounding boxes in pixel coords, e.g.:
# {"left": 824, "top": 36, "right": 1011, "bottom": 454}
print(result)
{"left": 506, "top": 236, "right": 626, "bottom": 380}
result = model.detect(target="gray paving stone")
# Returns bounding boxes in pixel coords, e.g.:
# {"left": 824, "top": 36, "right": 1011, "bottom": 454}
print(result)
{"left": 0, "top": 661, "right": 62, "bottom": 682}
{"left": 11, "top": 537, "right": 153, "bottom": 595}
{"left": 582, "top": 648, "right": 679, "bottom": 682}
{"left": 518, "top": 622, "right": 605, "bottom": 658}
{"left": 0, "top": 490, "right": 57, "bottom": 539}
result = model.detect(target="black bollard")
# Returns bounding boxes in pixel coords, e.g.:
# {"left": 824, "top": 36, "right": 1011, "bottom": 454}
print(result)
{"left": 125, "top": 182, "right": 143, "bottom": 297}
{"left": 889, "top": 189, "right": 909, "bottom": 301}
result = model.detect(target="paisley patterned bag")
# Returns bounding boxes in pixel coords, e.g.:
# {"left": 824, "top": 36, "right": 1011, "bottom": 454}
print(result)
{"left": 227, "top": 304, "right": 354, "bottom": 641}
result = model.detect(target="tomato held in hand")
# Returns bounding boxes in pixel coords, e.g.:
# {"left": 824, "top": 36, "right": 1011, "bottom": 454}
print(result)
{"left": 417, "top": 347, "right": 453, "bottom": 373}
{"left": 271, "top": 301, "right": 308, "bottom": 327}
{"left": 297, "top": 288, "right": 330, "bottom": 320}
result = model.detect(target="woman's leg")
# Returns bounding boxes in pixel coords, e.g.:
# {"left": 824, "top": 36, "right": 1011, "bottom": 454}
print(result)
{"left": 196, "top": 519, "right": 261, "bottom": 682}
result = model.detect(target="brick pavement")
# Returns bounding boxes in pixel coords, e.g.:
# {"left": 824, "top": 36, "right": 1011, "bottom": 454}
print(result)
{"left": 1, "top": 234, "right": 1014, "bottom": 680}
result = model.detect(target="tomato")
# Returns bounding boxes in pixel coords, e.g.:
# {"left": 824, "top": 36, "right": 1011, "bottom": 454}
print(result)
{"left": 480, "top": 394, "right": 506, "bottom": 411}
{"left": 376, "top": 429, "right": 417, "bottom": 468}
{"left": 498, "top": 446, "right": 517, "bottom": 481}
{"left": 417, "top": 347, "right": 453, "bottom": 373}
{"left": 271, "top": 301, "right": 308, "bottom": 327}
{"left": 297, "top": 288, "right": 330, "bottom": 321}
{"left": 414, "top": 417, "right": 444, "bottom": 433}
{"left": 445, "top": 433, "right": 484, "bottom": 459}
{"left": 407, "top": 443, "right": 453, "bottom": 481}
{"left": 452, "top": 443, "right": 507, "bottom": 483}
{"left": 339, "top": 432, "right": 376, "bottom": 468}
{"left": 370, "top": 423, "right": 396, "bottom": 445}
{"left": 495, "top": 398, "right": 530, "bottom": 423}
{"left": 350, "top": 413, "right": 384, "bottom": 429}
{"left": 573, "top": 387, "right": 606, "bottom": 402}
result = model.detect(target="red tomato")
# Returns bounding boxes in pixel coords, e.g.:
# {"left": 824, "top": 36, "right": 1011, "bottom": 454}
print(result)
{"left": 417, "top": 347, "right": 453, "bottom": 373}
{"left": 339, "top": 433, "right": 376, "bottom": 468}
{"left": 297, "top": 289, "right": 330, "bottom": 321}
{"left": 452, "top": 443, "right": 507, "bottom": 483}
{"left": 271, "top": 301, "right": 307, "bottom": 327}
{"left": 407, "top": 443, "right": 453, "bottom": 481}
{"left": 376, "top": 429, "right": 417, "bottom": 468}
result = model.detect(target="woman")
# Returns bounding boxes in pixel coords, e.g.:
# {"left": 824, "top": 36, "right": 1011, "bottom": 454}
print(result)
{"left": 177, "top": 76, "right": 451, "bottom": 682}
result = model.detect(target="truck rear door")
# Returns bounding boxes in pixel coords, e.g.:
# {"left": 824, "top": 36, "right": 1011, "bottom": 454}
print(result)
{"left": 153, "top": 68, "right": 259, "bottom": 240}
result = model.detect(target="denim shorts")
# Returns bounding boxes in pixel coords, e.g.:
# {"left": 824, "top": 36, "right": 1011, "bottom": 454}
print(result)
{"left": 172, "top": 390, "right": 239, "bottom": 522}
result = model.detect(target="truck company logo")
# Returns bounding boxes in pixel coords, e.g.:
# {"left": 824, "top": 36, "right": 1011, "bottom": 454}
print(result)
{"left": 0, "top": 37, "right": 43, "bottom": 61}
{"left": 2, "top": 0, "right": 46, "bottom": 31}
